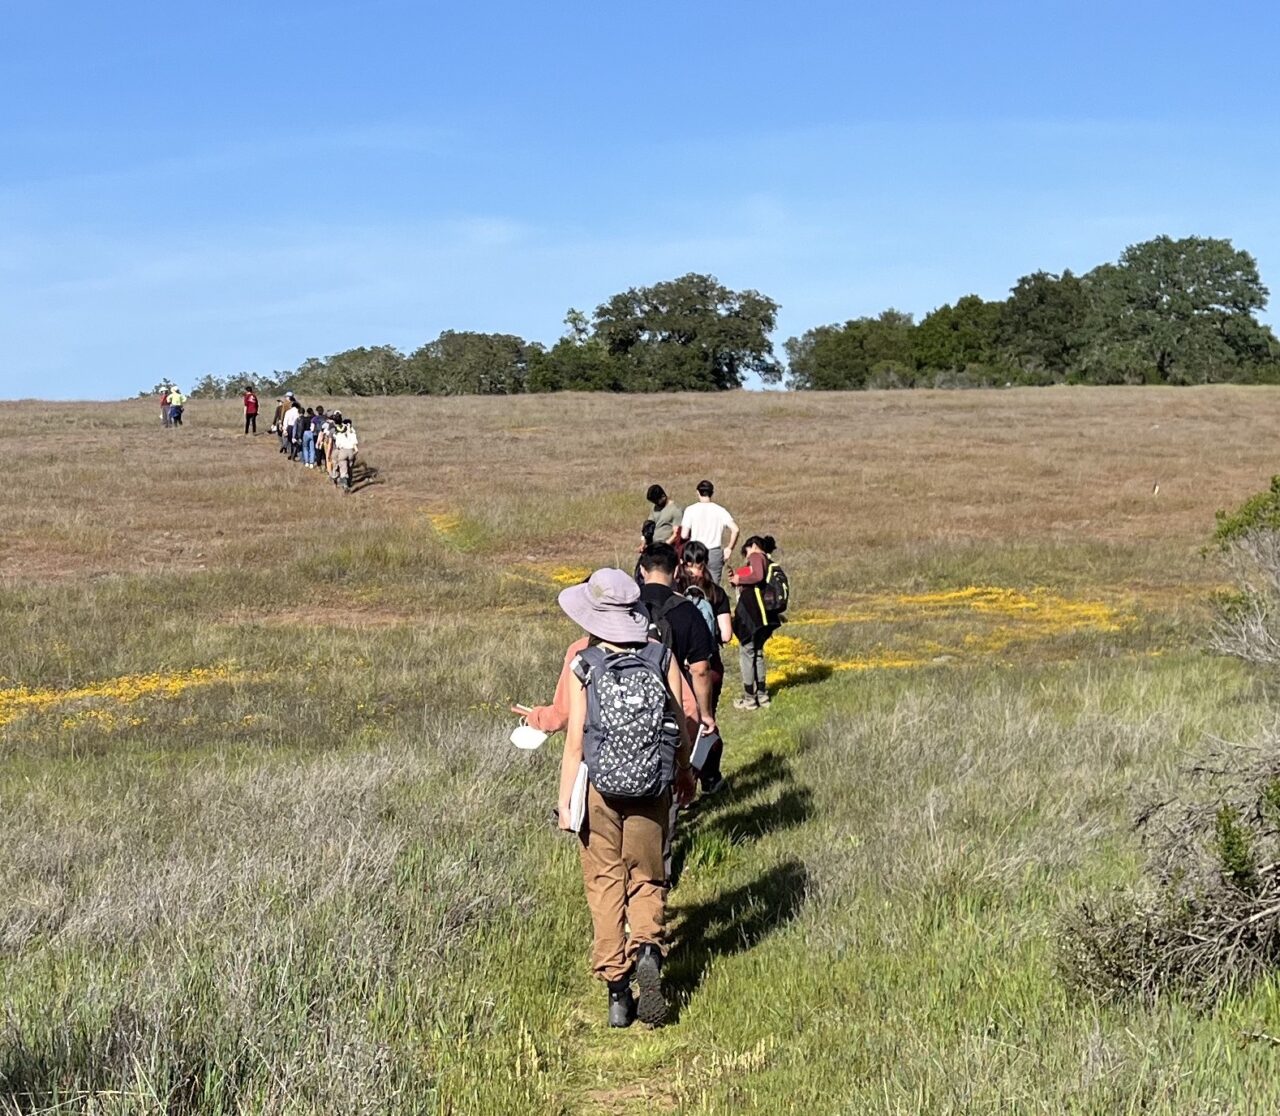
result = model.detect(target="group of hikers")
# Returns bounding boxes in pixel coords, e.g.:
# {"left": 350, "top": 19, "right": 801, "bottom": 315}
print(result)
{"left": 157, "top": 386, "right": 188, "bottom": 426}
{"left": 155, "top": 385, "right": 361, "bottom": 493}
{"left": 251, "top": 388, "right": 361, "bottom": 493}
{"left": 516, "top": 479, "right": 788, "bottom": 1028}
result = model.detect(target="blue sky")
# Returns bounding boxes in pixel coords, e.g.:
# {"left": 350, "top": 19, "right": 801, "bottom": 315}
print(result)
{"left": 4, "top": 0, "right": 1279, "bottom": 399}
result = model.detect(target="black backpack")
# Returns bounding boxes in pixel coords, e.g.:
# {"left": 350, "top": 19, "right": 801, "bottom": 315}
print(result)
{"left": 759, "top": 561, "right": 790, "bottom": 615}
{"left": 645, "top": 593, "right": 686, "bottom": 650}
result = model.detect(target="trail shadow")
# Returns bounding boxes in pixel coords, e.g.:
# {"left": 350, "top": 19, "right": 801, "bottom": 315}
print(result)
{"left": 349, "top": 461, "right": 384, "bottom": 493}
{"left": 664, "top": 859, "right": 810, "bottom": 1019}
{"left": 701, "top": 786, "right": 814, "bottom": 843}
{"left": 711, "top": 750, "right": 794, "bottom": 803}
{"left": 670, "top": 751, "right": 811, "bottom": 887}
{"left": 768, "top": 661, "right": 833, "bottom": 694}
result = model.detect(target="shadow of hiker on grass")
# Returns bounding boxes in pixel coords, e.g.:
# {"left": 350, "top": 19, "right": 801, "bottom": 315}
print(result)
{"left": 348, "top": 461, "right": 383, "bottom": 493}
{"left": 670, "top": 752, "right": 814, "bottom": 888}
{"left": 664, "top": 859, "right": 810, "bottom": 1022}
{"left": 712, "top": 750, "right": 795, "bottom": 803}
{"left": 767, "top": 661, "right": 833, "bottom": 695}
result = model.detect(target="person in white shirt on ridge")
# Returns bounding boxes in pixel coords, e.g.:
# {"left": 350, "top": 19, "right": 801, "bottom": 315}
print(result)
{"left": 679, "top": 480, "right": 739, "bottom": 585}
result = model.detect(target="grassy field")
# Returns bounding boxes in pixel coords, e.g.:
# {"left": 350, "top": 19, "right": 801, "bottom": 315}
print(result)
{"left": 3, "top": 386, "right": 1280, "bottom": 1113}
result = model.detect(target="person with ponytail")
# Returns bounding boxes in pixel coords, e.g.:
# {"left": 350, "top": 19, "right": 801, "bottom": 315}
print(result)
{"left": 729, "top": 535, "right": 779, "bottom": 709}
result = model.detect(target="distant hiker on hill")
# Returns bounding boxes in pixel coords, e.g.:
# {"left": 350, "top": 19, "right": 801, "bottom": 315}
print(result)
{"left": 319, "top": 410, "right": 338, "bottom": 479}
{"left": 553, "top": 568, "right": 695, "bottom": 1028}
{"left": 332, "top": 416, "right": 358, "bottom": 492}
{"left": 290, "top": 404, "right": 307, "bottom": 461}
{"left": 310, "top": 406, "right": 327, "bottom": 471}
{"left": 159, "top": 387, "right": 172, "bottom": 427}
{"left": 242, "top": 386, "right": 258, "bottom": 434}
{"left": 642, "top": 485, "right": 683, "bottom": 551}
{"left": 680, "top": 480, "right": 738, "bottom": 585}
{"left": 281, "top": 397, "right": 300, "bottom": 458}
{"left": 301, "top": 407, "right": 317, "bottom": 467}
{"left": 166, "top": 387, "right": 187, "bottom": 426}
{"left": 729, "top": 534, "right": 784, "bottom": 710}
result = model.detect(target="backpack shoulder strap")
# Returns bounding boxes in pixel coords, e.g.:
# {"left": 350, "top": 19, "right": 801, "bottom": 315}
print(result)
{"left": 649, "top": 592, "right": 685, "bottom": 625}
{"left": 636, "top": 640, "right": 673, "bottom": 677}
{"left": 571, "top": 645, "right": 606, "bottom": 686}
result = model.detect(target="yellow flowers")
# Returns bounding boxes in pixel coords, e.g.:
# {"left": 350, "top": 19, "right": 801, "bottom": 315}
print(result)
{"left": 546, "top": 565, "right": 591, "bottom": 587}
{"left": 792, "top": 586, "right": 1126, "bottom": 633}
{"left": 427, "top": 512, "right": 462, "bottom": 535}
{"left": 509, "top": 563, "right": 592, "bottom": 588}
{"left": 766, "top": 635, "right": 930, "bottom": 686}
{"left": 0, "top": 666, "right": 235, "bottom": 727}
{"left": 767, "top": 585, "right": 1131, "bottom": 686}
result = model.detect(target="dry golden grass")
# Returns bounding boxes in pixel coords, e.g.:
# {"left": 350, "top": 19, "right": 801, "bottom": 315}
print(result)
{"left": 3, "top": 386, "right": 1275, "bottom": 592}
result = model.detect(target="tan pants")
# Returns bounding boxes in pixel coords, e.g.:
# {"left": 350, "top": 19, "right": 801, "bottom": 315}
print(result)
{"left": 578, "top": 784, "right": 670, "bottom": 982}
{"left": 336, "top": 448, "right": 356, "bottom": 482}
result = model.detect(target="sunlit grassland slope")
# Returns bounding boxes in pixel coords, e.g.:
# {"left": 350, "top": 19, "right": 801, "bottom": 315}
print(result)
{"left": 2, "top": 387, "right": 1280, "bottom": 1113}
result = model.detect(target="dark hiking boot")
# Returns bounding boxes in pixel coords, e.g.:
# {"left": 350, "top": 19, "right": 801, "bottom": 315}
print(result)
{"left": 701, "top": 773, "right": 730, "bottom": 797}
{"left": 633, "top": 944, "right": 667, "bottom": 1027}
{"left": 607, "top": 980, "right": 635, "bottom": 1028}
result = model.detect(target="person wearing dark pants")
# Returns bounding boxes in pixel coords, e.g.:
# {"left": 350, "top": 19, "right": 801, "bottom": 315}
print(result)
{"left": 242, "top": 386, "right": 258, "bottom": 434}
{"left": 730, "top": 535, "right": 781, "bottom": 709}
{"left": 677, "top": 540, "right": 733, "bottom": 794}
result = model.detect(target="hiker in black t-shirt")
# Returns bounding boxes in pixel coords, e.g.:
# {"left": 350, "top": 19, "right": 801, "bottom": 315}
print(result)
{"left": 676, "top": 540, "right": 732, "bottom": 794}
{"left": 637, "top": 543, "right": 716, "bottom": 736}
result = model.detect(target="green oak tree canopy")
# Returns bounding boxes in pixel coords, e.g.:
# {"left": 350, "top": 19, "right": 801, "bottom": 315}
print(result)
{"left": 148, "top": 237, "right": 1280, "bottom": 396}
{"left": 591, "top": 273, "right": 781, "bottom": 391}
{"left": 785, "top": 235, "right": 1280, "bottom": 389}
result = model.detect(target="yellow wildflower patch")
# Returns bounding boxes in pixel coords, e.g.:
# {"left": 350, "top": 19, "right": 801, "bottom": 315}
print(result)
{"left": 427, "top": 512, "right": 462, "bottom": 535}
{"left": 0, "top": 666, "right": 235, "bottom": 727}
{"left": 766, "top": 635, "right": 930, "bottom": 687}
{"left": 767, "top": 585, "right": 1131, "bottom": 686}
{"left": 516, "top": 563, "right": 593, "bottom": 588}
{"left": 546, "top": 565, "right": 592, "bottom": 587}
{"left": 792, "top": 586, "right": 1126, "bottom": 634}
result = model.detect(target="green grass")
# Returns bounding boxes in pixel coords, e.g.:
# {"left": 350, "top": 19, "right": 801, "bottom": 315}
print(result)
{"left": 5, "top": 391, "right": 1280, "bottom": 1112}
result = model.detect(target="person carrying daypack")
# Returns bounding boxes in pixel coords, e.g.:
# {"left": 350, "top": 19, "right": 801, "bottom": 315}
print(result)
{"left": 676, "top": 539, "right": 734, "bottom": 793}
{"left": 555, "top": 568, "right": 695, "bottom": 1029}
{"left": 729, "top": 534, "right": 786, "bottom": 710}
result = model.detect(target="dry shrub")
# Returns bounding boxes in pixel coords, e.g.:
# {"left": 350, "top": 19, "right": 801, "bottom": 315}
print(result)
{"left": 1061, "top": 735, "right": 1280, "bottom": 1006}
{"left": 1209, "top": 478, "right": 1280, "bottom": 667}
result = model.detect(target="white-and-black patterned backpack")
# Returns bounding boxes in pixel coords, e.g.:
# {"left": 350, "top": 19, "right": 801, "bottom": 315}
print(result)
{"left": 571, "top": 642, "right": 679, "bottom": 798}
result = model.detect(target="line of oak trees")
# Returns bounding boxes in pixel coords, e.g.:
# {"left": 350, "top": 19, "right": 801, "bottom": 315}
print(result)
{"left": 176, "top": 235, "right": 1280, "bottom": 397}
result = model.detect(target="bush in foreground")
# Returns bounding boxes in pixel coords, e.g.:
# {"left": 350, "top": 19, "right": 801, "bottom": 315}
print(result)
{"left": 1061, "top": 735, "right": 1280, "bottom": 1006}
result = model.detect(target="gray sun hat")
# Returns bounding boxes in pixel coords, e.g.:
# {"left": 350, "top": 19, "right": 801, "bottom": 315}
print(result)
{"left": 558, "top": 568, "right": 650, "bottom": 645}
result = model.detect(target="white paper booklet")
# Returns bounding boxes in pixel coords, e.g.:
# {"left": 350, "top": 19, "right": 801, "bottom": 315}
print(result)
{"left": 568, "top": 762, "right": 589, "bottom": 833}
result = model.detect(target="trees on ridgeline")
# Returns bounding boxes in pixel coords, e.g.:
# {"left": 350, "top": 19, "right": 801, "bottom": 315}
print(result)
{"left": 148, "top": 236, "right": 1280, "bottom": 397}
{"left": 787, "top": 235, "right": 1280, "bottom": 389}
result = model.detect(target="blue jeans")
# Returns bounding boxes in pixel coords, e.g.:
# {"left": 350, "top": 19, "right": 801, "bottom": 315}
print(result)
{"left": 302, "top": 430, "right": 315, "bottom": 464}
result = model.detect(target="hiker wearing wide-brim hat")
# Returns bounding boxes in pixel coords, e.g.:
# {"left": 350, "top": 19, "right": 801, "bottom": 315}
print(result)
{"left": 557, "top": 568, "right": 651, "bottom": 645}
{"left": 553, "top": 567, "right": 696, "bottom": 1029}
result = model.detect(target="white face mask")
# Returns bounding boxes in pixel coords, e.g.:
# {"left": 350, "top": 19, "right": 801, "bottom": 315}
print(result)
{"left": 510, "top": 723, "right": 548, "bottom": 751}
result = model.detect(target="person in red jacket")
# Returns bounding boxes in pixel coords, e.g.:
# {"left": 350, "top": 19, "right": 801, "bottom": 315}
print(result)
{"left": 242, "top": 386, "right": 259, "bottom": 434}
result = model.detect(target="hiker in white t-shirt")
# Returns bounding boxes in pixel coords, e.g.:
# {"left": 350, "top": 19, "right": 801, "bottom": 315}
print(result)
{"left": 679, "top": 480, "right": 739, "bottom": 585}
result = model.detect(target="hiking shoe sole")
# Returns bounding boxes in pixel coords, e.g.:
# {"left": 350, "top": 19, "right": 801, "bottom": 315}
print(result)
{"left": 634, "top": 950, "right": 667, "bottom": 1027}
